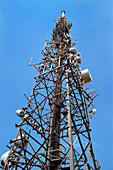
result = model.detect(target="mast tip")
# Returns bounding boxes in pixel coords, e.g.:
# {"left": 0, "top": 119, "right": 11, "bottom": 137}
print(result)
{"left": 61, "top": 10, "right": 66, "bottom": 17}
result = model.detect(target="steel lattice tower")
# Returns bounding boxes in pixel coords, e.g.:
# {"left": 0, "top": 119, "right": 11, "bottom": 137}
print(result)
{"left": 1, "top": 11, "right": 101, "bottom": 170}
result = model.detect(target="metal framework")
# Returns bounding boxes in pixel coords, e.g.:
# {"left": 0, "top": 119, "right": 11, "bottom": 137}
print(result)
{"left": 1, "top": 11, "right": 101, "bottom": 170}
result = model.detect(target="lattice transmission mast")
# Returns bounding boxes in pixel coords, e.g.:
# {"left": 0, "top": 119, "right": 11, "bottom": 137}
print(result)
{"left": 1, "top": 11, "right": 101, "bottom": 170}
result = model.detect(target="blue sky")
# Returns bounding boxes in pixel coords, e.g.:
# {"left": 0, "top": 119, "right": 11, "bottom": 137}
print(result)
{"left": 0, "top": 0, "right": 113, "bottom": 169}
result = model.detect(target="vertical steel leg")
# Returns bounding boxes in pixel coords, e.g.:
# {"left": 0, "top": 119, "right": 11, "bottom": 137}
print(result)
{"left": 66, "top": 70, "right": 75, "bottom": 170}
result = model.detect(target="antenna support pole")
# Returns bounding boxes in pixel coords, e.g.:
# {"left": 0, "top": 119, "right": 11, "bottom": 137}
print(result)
{"left": 66, "top": 70, "right": 75, "bottom": 170}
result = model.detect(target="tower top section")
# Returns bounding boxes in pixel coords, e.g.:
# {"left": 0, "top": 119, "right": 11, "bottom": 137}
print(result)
{"left": 52, "top": 11, "right": 72, "bottom": 46}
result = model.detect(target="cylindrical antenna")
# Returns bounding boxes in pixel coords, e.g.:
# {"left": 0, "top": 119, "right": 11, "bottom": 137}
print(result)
{"left": 61, "top": 10, "right": 66, "bottom": 17}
